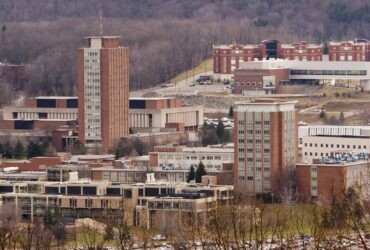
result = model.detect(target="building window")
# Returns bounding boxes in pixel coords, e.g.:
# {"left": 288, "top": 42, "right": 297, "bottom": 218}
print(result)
{"left": 264, "top": 149, "right": 270, "bottom": 153}
{"left": 238, "top": 130, "right": 245, "bottom": 134}
{"left": 304, "top": 143, "right": 307, "bottom": 147}
{"left": 238, "top": 157, "right": 245, "bottom": 162}
{"left": 326, "top": 144, "right": 328, "bottom": 147}
{"left": 238, "top": 148, "right": 245, "bottom": 153}
{"left": 247, "top": 158, "right": 253, "bottom": 162}
{"left": 238, "top": 139, "right": 245, "bottom": 144}
{"left": 238, "top": 120, "right": 245, "bottom": 125}
{"left": 247, "top": 176, "right": 253, "bottom": 181}
{"left": 320, "top": 144, "right": 323, "bottom": 147}
{"left": 304, "top": 152, "right": 307, "bottom": 156}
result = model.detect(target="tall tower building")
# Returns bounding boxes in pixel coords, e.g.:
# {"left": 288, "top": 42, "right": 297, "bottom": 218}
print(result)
{"left": 77, "top": 36, "right": 129, "bottom": 149}
{"left": 233, "top": 99, "right": 298, "bottom": 198}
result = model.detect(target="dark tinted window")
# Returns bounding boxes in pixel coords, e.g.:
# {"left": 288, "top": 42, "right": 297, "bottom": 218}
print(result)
{"left": 37, "top": 99, "right": 56, "bottom": 108}
{"left": 45, "top": 186, "right": 59, "bottom": 194}
{"left": 145, "top": 188, "right": 160, "bottom": 197}
{"left": 0, "top": 186, "right": 13, "bottom": 193}
{"left": 129, "top": 100, "right": 146, "bottom": 109}
{"left": 83, "top": 187, "right": 97, "bottom": 195}
{"left": 67, "top": 186, "right": 81, "bottom": 195}
{"left": 138, "top": 188, "right": 143, "bottom": 196}
{"left": 67, "top": 99, "right": 78, "bottom": 108}
{"left": 107, "top": 188, "right": 121, "bottom": 196}
{"left": 14, "top": 120, "right": 34, "bottom": 130}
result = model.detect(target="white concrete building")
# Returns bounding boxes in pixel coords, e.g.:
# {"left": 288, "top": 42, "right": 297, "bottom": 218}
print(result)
{"left": 299, "top": 125, "right": 370, "bottom": 162}
{"left": 240, "top": 59, "right": 370, "bottom": 87}
{"left": 151, "top": 145, "right": 234, "bottom": 171}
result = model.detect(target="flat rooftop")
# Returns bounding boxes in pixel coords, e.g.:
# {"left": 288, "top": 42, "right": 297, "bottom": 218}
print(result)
{"left": 34, "top": 96, "right": 77, "bottom": 100}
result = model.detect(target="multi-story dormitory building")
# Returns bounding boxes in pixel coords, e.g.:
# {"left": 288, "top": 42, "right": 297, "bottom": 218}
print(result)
{"left": 0, "top": 181, "right": 233, "bottom": 229}
{"left": 214, "top": 39, "right": 370, "bottom": 77}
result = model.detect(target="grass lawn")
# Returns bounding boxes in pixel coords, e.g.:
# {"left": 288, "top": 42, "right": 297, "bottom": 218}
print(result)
{"left": 171, "top": 58, "right": 213, "bottom": 84}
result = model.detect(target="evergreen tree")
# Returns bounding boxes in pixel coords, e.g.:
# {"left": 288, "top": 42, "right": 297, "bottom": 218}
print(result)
{"left": 216, "top": 121, "right": 226, "bottom": 143}
{"left": 195, "top": 161, "right": 207, "bottom": 183}
{"left": 3, "top": 141, "right": 14, "bottom": 158}
{"left": 13, "top": 140, "right": 25, "bottom": 159}
{"left": 27, "top": 141, "right": 43, "bottom": 158}
{"left": 72, "top": 140, "right": 87, "bottom": 155}
{"left": 187, "top": 165, "right": 196, "bottom": 182}
{"left": 201, "top": 128, "right": 219, "bottom": 146}
{"left": 228, "top": 106, "right": 234, "bottom": 118}
{"left": 0, "top": 143, "right": 4, "bottom": 157}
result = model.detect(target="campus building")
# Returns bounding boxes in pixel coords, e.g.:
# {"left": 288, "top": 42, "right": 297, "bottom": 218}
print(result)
{"left": 129, "top": 97, "right": 203, "bottom": 131}
{"left": 149, "top": 145, "right": 234, "bottom": 170}
{"left": 234, "top": 99, "right": 298, "bottom": 197}
{"left": 296, "top": 156, "right": 370, "bottom": 205}
{"left": 213, "top": 40, "right": 323, "bottom": 78}
{"left": 299, "top": 125, "right": 370, "bottom": 162}
{"left": 90, "top": 166, "right": 233, "bottom": 186}
{"left": 328, "top": 40, "right": 370, "bottom": 61}
{"left": 233, "top": 59, "right": 370, "bottom": 94}
{"left": 1, "top": 180, "right": 233, "bottom": 229}
{"left": 77, "top": 36, "right": 129, "bottom": 149}
{"left": 0, "top": 96, "right": 78, "bottom": 130}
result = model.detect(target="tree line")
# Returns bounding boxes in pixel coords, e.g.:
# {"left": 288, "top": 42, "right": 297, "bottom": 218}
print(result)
{"left": 0, "top": 140, "right": 55, "bottom": 159}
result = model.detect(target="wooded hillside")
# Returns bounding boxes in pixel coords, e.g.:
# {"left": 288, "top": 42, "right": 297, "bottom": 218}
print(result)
{"left": 0, "top": 0, "right": 369, "bottom": 104}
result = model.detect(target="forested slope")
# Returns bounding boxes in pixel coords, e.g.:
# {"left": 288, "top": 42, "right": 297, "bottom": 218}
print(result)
{"left": 0, "top": 0, "right": 369, "bottom": 104}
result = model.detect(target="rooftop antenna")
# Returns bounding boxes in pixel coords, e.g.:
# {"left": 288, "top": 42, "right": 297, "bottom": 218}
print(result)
{"left": 99, "top": 8, "right": 103, "bottom": 36}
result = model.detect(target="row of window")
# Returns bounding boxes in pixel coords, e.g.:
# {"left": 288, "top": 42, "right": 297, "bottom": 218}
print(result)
{"left": 239, "top": 157, "right": 270, "bottom": 163}
{"left": 239, "top": 130, "right": 270, "bottom": 135}
{"left": 304, "top": 143, "right": 367, "bottom": 150}
{"left": 290, "top": 70, "right": 367, "bottom": 76}
{"left": 238, "top": 138, "right": 271, "bottom": 144}
{"left": 238, "top": 120, "right": 270, "bottom": 125}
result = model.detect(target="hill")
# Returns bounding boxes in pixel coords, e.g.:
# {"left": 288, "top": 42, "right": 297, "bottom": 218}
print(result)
{"left": 0, "top": 0, "right": 370, "bottom": 104}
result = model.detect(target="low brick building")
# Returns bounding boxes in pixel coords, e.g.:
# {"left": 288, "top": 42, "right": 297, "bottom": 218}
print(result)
{"left": 296, "top": 156, "right": 370, "bottom": 205}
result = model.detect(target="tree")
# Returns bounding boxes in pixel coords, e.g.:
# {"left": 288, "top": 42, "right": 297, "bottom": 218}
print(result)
{"left": 71, "top": 140, "right": 86, "bottom": 155}
{"left": 195, "top": 161, "right": 207, "bottom": 183}
{"left": 2, "top": 142, "right": 13, "bottom": 158}
{"left": 201, "top": 127, "right": 219, "bottom": 146}
{"left": 216, "top": 121, "right": 226, "bottom": 143}
{"left": 133, "top": 139, "right": 145, "bottom": 156}
{"left": 319, "top": 109, "right": 327, "bottom": 120}
{"left": 13, "top": 140, "right": 25, "bottom": 159}
{"left": 27, "top": 141, "right": 43, "bottom": 158}
{"left": 187, "top": 165, "right": 196, "bottom": 182}
{"left": 228, "top": 106, "right": 234, "bottom": 118}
